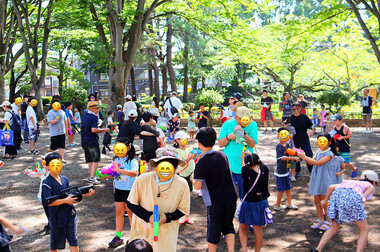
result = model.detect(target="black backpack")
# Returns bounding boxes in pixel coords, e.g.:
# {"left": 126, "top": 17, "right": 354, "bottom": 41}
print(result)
{"left": 7, "top": 111, "right": 22, "bottom": 132}
{"left": 168, "top": 98, "right": 179, "bottom": 115}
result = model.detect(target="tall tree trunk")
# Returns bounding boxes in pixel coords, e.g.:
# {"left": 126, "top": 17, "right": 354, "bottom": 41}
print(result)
{"left": 202, "top": 76, "right": 206, "bottom": 89}
{"left": 152, "top": 62, "right": 160, "bottom": 99}
{"left": 9, "top": 69, "right": 16, "bottom": 101}
{"left": 0, "top": 69, "right": 5, "bottom": 103}
{"left": 161, "top": 65, "right": 168, "bottom": 101}
{"left": 191, "top": 76, "right": 198, "bottom": 93}
{"left": 183, "top": 31, "right": 189, "bottom": 102}
{"left": 148, "top": 66, "right": 153, "bottom": 96}
{"left": 130, "top": 66, "right": 136, "bottom": 96}
{"left": 166, "top": 15, "right": 177, "bottom": 93}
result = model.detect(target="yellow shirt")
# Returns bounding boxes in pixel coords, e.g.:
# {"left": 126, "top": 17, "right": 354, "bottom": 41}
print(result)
{"left": 128, "top": 172, "right": 190, "bottom": 252}
{"left": 176, "top": 148, "right": 195, "bottom": 177}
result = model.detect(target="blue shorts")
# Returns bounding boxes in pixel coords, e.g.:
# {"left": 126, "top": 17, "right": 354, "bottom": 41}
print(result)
{"left": 339, "top": 152, "right": 351, "bottom": 163}
{"left": 50, "top": 216, "right": 78, "bottom": 250}
{"left": 276, "top": 175, "right": 291, "bottom": 191}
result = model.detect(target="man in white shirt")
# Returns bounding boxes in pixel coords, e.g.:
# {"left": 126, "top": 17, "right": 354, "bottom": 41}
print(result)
{"left": 123, "top": 95, "right": 137, "bottom": 120}
{"left": 26, "top": 97, "right": 39, "bottom": 154}
{"left": 163, "top": 92, "right": 184, "bottom": 118}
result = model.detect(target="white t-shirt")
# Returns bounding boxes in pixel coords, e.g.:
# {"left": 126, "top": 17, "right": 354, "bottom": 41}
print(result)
{"left": 11, "top": 103, "right": 19, "bottom": 115}
{"left": 26, "top": 106, "right": 37, "bottom": 129}
{"left": 74, "top": 112, "right": 81, "bottom": 123}
{"left": 163, "top": 97, "right": 183, "bottom": 117}
{"left": 123, "top": 101, "right": 137, "bottom": 118}
{"left": 3, "top": 111, "right": 12, "bottom": 129}
{"left": 107, "top": 117, "right": 113, "bottom": 126}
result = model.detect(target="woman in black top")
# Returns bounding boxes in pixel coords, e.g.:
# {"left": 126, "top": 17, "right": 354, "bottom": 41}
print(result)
{"left": 239, "top": 153, "right": 269, "bottom": 252}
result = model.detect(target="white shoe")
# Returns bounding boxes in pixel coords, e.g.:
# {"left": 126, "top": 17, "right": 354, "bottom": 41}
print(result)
{"left": 274, "top": 205, "right": 286, "bottom": 211}
{"left": 286, "top": 204, "right": 299, "bottom": 210}
{"left": 290, "top": 176, "right": 296, "bottom": 182}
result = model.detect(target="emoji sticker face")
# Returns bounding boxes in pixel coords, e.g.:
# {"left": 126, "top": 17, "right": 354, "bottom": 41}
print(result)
{"left": 30, "top": 99, "right": 38, "bottom": 107}
{"left": 317, "top": 136, "right": 329, "bottom": 148}
{"left": 49, "top": 159, "right": 62, "bottom": 173}
{"left": 52, "top": 102, "right": 61, "bottom": 111}
{"left": 156, "top": 161, "right": 175, "bottom": 180}
{"left": 113, "top": 142, "right": 128, "bottom": 157}
{"left": 15, "top": 97, "right": 23, "bottom": 105}
{"left": 240, "top": 116, "right": 251, "bottom": 127}
{"left": 180, "top": 138, "right": 188, "bottom": 146}
{"left": 278, "top": 129, "right": 290, "bottom": 142}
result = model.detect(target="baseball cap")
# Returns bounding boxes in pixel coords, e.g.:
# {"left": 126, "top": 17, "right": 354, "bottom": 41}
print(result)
{"left": 128, "top": 109, "right": 137, "bottom": 117}
{"left": 332, "top": 114, "right": 343, "bottom": 121}
{"left": 133, "top": 145, "right": 143, "bottom": 155}
{"left": 360, "top": 170, "right": 379, "bottom": 184}
{"left": 173, "top": 113, "right": 180, "bottom": 118}
{"left": 232, "top": 101, "right": 244, "bottom": 112}
{"left": 236, "top": 106, "right": 252, "bottom": 118}
{"left": 117, "top": 104, "right": 122, "bottom": 109}
{"left": 175, "top": 131, "right": 189, "bottom": 140}
{"left": 87, "top": 101, "right": 100, "bottom": 108}
{"left": 263, "top": 89, "right": 268, "bottom": 93}
{"left": 125, "top": 95, "right": 132, "bottom": 99}
{"left": 1, "top": 101, "right": 11, "bottom": 107}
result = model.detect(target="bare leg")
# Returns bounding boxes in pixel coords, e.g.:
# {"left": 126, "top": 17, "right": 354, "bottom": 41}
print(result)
{"left": 224, "top": 233, "right": 235, "bottom": 252}
{"left": 276, "top": 191, "right": 284, "bottom": 206}
{"left": 269, "top": 120, "right": 274, "bottom": 130}
{"left": 253, "top": 225, "right": 263, "bottom": 252}
{"left": 285, "top": 189, "right": 292, "bottom": 205}
{"left": 125, "top": 203, "right": 133, "bottom": 225}
{"left": 355, "top": 219, "right": 369, "bottom": 252}
{"left": 29, "top": 140, "right": 35, "bottom": 151}
{"left": 291, "top": 168, "right": 295, "bottom": 177}
{"left": 314, "top": 195, "right": 325, "bottom": 221}
{"left": 238, "top": 223, "right": 249, "bottom": 252}
{"left": 89, "top": 162, "right": 98, "bottom": 178}
{"left": 70, "top": 246, "right": 79, "bottom": 252}
{"left": 263, "top": 120, "right": 267, "bottom": 130}
{"left": 115, "top": 202, "right": 125, "bottom": 233}
{"left": 68, "top": 134, "right": 74, "bottom": 145}
{"left": 344, "top": 162, "right": 356, "bottom": 172}
{"left": 315, "top": 220, "right": 340, "bottom": 251}
{"left": 59, "top": 148, "right": 65, "bottom": 160}
{"left": 208, "top": 242, "right": 217, "bottom": 252}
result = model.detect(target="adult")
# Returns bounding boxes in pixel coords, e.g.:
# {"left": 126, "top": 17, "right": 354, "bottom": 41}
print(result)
{"left": 279, "top": 92, "right": 293, "bottom": 117}
{"left": 132, "top": 95, "right": 143, "bottom": 124}
{"left": 26, "top": 97, "right": 39, "bottom": 154}
{"left": 234, "top": 92, "right": 242, "bottom": 102}
{"left": 0, "top": 101, "right": 17, "bottom": 159}
{"left": 260, "top": 90, "right": 274, "bottom": 132}
{"left": 148, "top": 97, "right": 160, "bottom": 122}
{"left": 163, "top": 92, "right": 184, "bottom": 118}
{"left": 11, "top": 95, "right": 23, "bottom": 152}
{"left": 290, "top": 102, "right": 314, "bottom": 175}
{"left": 361, "top": 89, "right": 378, "bottom": 133}
{"left": 226, "top": 96, "right": 236, "bottom": 120}
{"left": 297, "top": 94, "right": 308, "bottom": 114}
{"left": 47, "top": 103, "right": 68, "bottom": 162}
{"left": 123, "top": 95, "right": 137, "bottom": 120}
{"left": 116, "top": 105, "right": 124, "bottom": 130}
{"left": 117, "top": 110, "right": 156, "bottom": 144}
{"left": 81, "top": 101, "right": 110, "bottom": 184}
{"left": 218, "top": 106, "right": 258, "bottom": 199}
{"left": 21, "top": 94, "right": 29, "bottom": 143}
{"left": 48, "top": 94, "right": 66, "bottom": 111}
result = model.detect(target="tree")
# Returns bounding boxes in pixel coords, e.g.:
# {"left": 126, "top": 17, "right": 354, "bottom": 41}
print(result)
{"left": 195, "top": 89, "right": 224, "bottom": 126}
{"left": 317, "top": 88, "right": 350, "bottom": 113}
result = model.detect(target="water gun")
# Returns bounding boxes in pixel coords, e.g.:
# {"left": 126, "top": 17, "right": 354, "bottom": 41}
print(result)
{"left": 324, "top": 200, "right": 329, "bottom": 207}
{"left": 56, "top": 116, "right": 60, "bottom": 119}
{"left": 198, "top": 110, "right": 202, "bottom": 119}
{"left": 139, "top": 161, "right": 147, "bottom": 174}
{"left": 95, "top": 169, "right": 109, "bottom": 180}
{"left": 0, "top": 160, "right": 3, "bottom": 168}
{"left": 153, "top": 204, "right": 159, "bottom": 242}
{"left": 24, "top": 162, "right": 45, "bottom": 177}
{"left": 286, "top": 148, "right": 305, "bottom": 156}
{"left": 333, "top": 134, "right": 341, "bottom": 140}
{"left": 242, "top": 146, "right": 250, "bottom": 156}
{"left": 115, "top": 121, "right": 120, "bottom": 125}
{"left": 100, "top": 163, "right": 119, "bottom": 178}
{"left": 45, "top": 185, "right": 94, "bottom": 205}
{"left": 190, "top": 148, "right": 202, "bottom": 156}
{"left": 68, "top": 127, "right": 73, "bottom": 136}
{"left": 234, "top": 130, "right": 247, "bottom": 146}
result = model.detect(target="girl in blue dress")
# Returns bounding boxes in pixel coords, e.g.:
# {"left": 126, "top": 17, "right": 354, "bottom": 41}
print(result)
{"left": 298, "top": 133, "right": 337, "bottom": 231}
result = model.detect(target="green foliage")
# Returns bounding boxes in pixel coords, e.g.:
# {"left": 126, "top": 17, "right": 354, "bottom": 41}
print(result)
{"left": 317, "top": 89, "right": 350, "bottom": 113}
{"left": 42, "top": 97, "right": 51, "bottom": 106}
{"left": 61, "top": 86, "right": 88, "bottom": 109}
{"left": 195, "top": 89, "right": 224, "bottom": 109}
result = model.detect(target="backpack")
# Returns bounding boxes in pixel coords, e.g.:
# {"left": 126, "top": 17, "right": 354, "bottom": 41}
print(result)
{"left": 7, "top": 111, "right": 22, "bottom": 132}
{"left": 168, "top": 98, "right": 179, "bottom": 115}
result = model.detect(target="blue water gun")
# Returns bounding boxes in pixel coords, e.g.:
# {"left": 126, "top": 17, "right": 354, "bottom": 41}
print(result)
{"left": 191, "top": 148, "right": 202, "bottom": 156}
{"left": 153, "top": 205, "right": 159, "bottom": 242}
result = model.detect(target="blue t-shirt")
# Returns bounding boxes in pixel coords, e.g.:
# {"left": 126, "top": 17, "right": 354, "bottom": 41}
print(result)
{"left": 65, "top": 110, "right": 75, "bottom": 124}
{"left": 114, "top": 157, "right": 139, "bottom": 190}
{"left": 116, "top": 111, "right": 124, "bottom": 124}
{"left": 81, "top": 112, "right": 99, "bottom": 147}
{"left": 218, "top": 119, "right": 258, "bottom": 174}
{"left": 47, "top": 109, "right": 66, "bottom": 137}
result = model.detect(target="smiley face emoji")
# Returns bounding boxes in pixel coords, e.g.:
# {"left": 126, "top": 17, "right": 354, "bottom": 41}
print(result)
{"left": 156, "top": 161, "right": 175, "bottom": 180}
{"left": 49, "top": 159, "right": 62, "bottom": 173}
{"left": 181, "top": 138, "right": 188, "bottom": 146}
{"left": 317, "top": 136, "right": 329, "bottom": 148}
{"left": 15, "top": 97, "right": 23, "bottom": 105}
{"left": 278, "top": 129, "right": 290, "bottom": 141}
{"left": 52, "top": 102, "right": 61, "bottom": 111}
{"left": 113, "top": 142, "right": 128, "bottom": 157}
{"left": 30, "top": 99, "right": 38, "bottom": 107}
{"left": 240, "top": 116, "right": 251, "bottom": 127}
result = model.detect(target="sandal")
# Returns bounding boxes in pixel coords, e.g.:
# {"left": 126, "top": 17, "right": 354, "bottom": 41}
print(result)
{"left": 311, "top": 219, "right": 324, "bottom": 229}
{"left": 185, "top": 218, "right": 194, "bottom": 224}
{"left": 319, "top": 221, "right": 331, "bottom": 231}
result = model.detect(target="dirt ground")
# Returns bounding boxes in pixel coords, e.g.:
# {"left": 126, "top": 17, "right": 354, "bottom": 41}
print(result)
{"left": 1, "top": 125, "right": 379, "bottom": 252}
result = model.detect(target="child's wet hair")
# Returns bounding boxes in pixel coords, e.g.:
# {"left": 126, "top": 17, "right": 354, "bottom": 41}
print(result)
{"left": 317, "top": 132, "right": 338, "bottom": 156}
{"left": 125, "top": 238, "right": 153, "bottom": 252}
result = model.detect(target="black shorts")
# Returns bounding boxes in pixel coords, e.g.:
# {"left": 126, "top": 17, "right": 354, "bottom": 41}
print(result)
{"left": 114, "top": 188, "right": 130, "bottom": 203}
{"left": 50, "top": 134, "right": 66, "bottom": 150}
{"left": 207, "top": 201, "right": 236, "bottom": 244}
{"left": 144, "top": 149, "right": 157, "bottom": 162}
{"left": 82, "top": 145, "right": 100, "bottom": 163}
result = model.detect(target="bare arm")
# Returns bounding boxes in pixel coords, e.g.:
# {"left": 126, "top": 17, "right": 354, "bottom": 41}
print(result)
{"left": 280, "top": 156, "right": 300, "bottom": 162}
{"left": 298, "top": 153, "right": 332, "bottom": 166}
{"left": 140, "top": 131, "right": 156, "bottom": 136}
{"left": 336, "top": 163, "right": 346, "bottom": 177}
{"left": 48, "top": 195, "right": 77, "bottom": 206}
{"left": 218, "top": 133, "right": 236, "bottom": 148}
{"left": 0, "top": 216, "right": 25, "bottom": 234}
{"left": 320, "top": 184, "right": 339, "bottom": 206}
{"left": 91, "top": 127, "right": 110, "bottom": 134}
{"left": 244, "top": 133, "right": 256, "bottom": 148}
{"left": 363, "top": 185, "right": 375, "bottom": 202}
{"left": 194, "top": 180, "right": 202, "bottom": 190}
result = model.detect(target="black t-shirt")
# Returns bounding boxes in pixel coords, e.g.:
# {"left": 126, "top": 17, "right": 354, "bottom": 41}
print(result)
{"left": 290, "top": 113, "right": 312, "bottom": 146}
{"left": 194, "top": 151, "right": 237, "bottom": 206}
{"left": 81, "top": 112, "right": 99, "bottom": 147}
{"left": 241, "top": 164, "right": 270, "bottom": 202}
{"left": 197, "top": 110, "right": 209, "bottom": 128}
{"left": 140, "top": 125, "right": 159, "bottom": 151}
{"left": 261, "top": 97, "right": 273, "bottom": 110}
{"left": 21, "top": 102, "right": 28, "bottom": 120}
{"left": 117, "top": 120, "right": 142, "bottom": 143}
{"left": 116, "top": 111, "right": 124, "bottom": 124}
{"left": 299, "top": 101, "right": 308, "bottom": 109}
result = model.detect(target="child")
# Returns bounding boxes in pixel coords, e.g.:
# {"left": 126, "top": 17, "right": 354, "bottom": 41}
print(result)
{"left": 140, "top": 112, "right": 160, "bottom": 171}
{"left": 174, "top": 131, "right": 196, "bottom": 224}
{"left": 239, "top": 153, "right": 270, "bottom": 252}
{"left": 39, "top": 156, "right": 51, "bottom": 234}
{"left": 282, "top": 117, "right": 297, "bottom": 181}
{"left": 332, "top": 114, "right": 358, "bottom": 178}
{"left": 26, "top": 96, "right": 39, "bottom": 154}
{"left": 108, "top": 139, "right": 139, "bottom": 248}
{"left": 116, "top": 105, "right": 124, "bottom": 130}
{"left": 311, "top": 109, "right": 320, "bottom": 134}
{"left": 196, "top": 103, "right": 209, "bottom": 129}
{"left": 73, "top": 107, "right": 81, "bottom": 129}
{"left": 324, "top": 113, "right": 333, "bottom": 133}
{"left": 187, "top": 110, "right": 196, "bottom": 141}
{"left": 330, "top": 141, "right": 345, "bottom": 184}
{"left": 42, "top": 152, "right": 95, "bottom": 252}
{"left": 320, "top": 105, "right": 327, "bottom": 132}
{"left": 65, "top": 102, "right": 76, "bottom": 147}
{"left": 311, "top": 170, "right": 378, "bottom": 252}
{"left": 274, "top": 128, "right": 299, "bottom": 211}
{"left": 298, "top": 133, "right": 337, "bottom": 231}
{"left": 218, "top": 105, "right": 228, "bottom": 125}
{"left": 125, "top": 239, "right": 153, "bottom": 252}
{"left": 167, "top": 113, "right": 180, "bottom": 141}
{"left": 0, "top": 216, "right": 26, "bottom": 251}
{"left": 102, "top": 111, "right": 116, "bottom": 154}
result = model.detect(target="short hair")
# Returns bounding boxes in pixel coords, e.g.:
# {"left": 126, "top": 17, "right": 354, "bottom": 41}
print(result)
{"left": 292, "top": 102, "right": 301, "bottom": 108}
{"left": 142, "top": 112, "right": 153, "bottom": 122}
{"left": 278, "top": 127, "right": 289, "bottom": 134}
{"left": 262, "top": 89, "right": 268, "bottom": 93}
{"left": 282, "top": 116, "right": 291, "bottom": 124}
{"left": 199, "top": 103, "right": 205, "bottom": 108}
{"left": 14, "top": 94, "right": 22, "bottom": 99}
{"left": 364, "top": 89, "right": 369, "bottom": 92}
{"left": 27, "top": 96, "right": 35, "bottom": 104}
{"left": 132, "top": 95, "right": 137, "bottom": 101}
{"left": 189, "top": 110, "right": 194, "bottom": 114}
{"left": 171, "top": 92, "right": 177, "bottom": 96}
{"left": 66, "top": 102, "right": 73, "bottom": 107}
{"left": 283, "top": 92, "right": 290, "bottom": 98}
{"left": 107, "top": 111, "right": 113, "bottom": 115}
{"left": 313, "top": 109, "right": 317, "bottom": 112}
{"left": 196, "top": 127, "right": 216, "bottom": 147}
{"left": 76, "top": 107, "right": 81, "bottom": 111}
{"left": 44, "top": 152, "right": 62, "bottom": 166}
{"left": 125, "top": 239, "right": 153, "bottom": 252}
{"left": 321, "top": 105, "right": 325, "bottom": 108}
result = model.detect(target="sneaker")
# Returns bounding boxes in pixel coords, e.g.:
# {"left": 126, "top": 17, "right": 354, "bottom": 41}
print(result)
{"left": 274, "top": 205, "right": 286, "bottom": 211}
{"left": 248, "top": 226, "right": 254, "bottom": 232}
{"left": 17, "top": 148, "right": 26, "bottom": 153}
{"left": 109, "top": 235, "right": 123, "bottom": 247}
{"left": 87, "top": 177, "right": 100, "bottom": 184}
{"left": 290, "top": 176, "right": 296, "bottom": 181}
{"left": 351, "top": 167, "right": 359, "bottom": 178}
{"left": 62, "top": 159, "right": 67, "bottom": 164}
{"left": 124, "top": 211, "right": 128, "bottom": 217}
{"left": 30, "top": 150, "right": 39, "bottom": 155}
{"left": 198, "top": 190, "right": 203, "bottom": 197}
{"left": 263, "top": 129, "right": 268, "bottom": 133}
{"left": 68, "top": 143, "right": 77, "bottom": 147}
{"left": 286, "top": 204, "right": 298, "bottom": 210}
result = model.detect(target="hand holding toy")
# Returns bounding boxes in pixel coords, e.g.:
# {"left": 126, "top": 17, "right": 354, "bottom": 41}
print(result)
{"left": 95, "top": 170, "right": 109, "bottom": 180}
{"left": 333, "top": 134, "right": 341, "bottom": 140}
{"left": 286, "top": 148, "right": 305, "bottom": 156}
{"left": 190, "top": 148, "right": 202, "bottom": 156}
{"left": 153, "top": 204, "right": 159, "bottom": 242}
{"left": 100, "top": 163, "right": 119, "bottom": 178}
{"left": 68, "top": 127, "right": 73, "bottom": 136}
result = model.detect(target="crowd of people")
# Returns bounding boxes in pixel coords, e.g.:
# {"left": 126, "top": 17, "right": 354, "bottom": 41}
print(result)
{"left": 0, "top": 89, "right": 379, "bottom": 252}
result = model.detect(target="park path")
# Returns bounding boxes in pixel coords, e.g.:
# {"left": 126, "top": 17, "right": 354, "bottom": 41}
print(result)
{"left": 0, "top": 126, "right": 379, "bottom": 251}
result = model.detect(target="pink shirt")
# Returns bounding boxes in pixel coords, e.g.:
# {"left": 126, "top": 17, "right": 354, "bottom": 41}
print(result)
{"left": 320, "top": 110, "right": 327, "bottom": 126}
{"left": 337, "top": 180, "right": 375, "bottom": 202}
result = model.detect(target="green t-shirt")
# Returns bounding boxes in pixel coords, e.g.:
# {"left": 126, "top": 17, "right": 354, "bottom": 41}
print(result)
{"left": 218, "top": 119, "right": 258, "bottom": 174}
{"left": 135, "top": 102, "right": 142, "bottom": 124}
